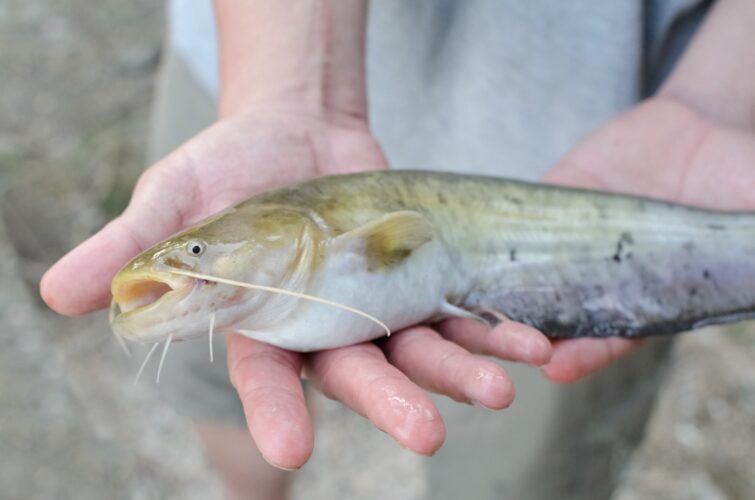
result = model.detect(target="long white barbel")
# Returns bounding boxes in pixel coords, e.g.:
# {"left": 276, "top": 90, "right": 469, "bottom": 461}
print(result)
{"left": 155, "top": 333, "right": 174, "bottom": 384}
{"left": 209, "top": 313, "right": 215, "bottom": 363}
{"left": 167, "top": 269, "right": 391, "bottom": 337}
{"left": 134, "top": 342, "right": 159, "bottom": 385}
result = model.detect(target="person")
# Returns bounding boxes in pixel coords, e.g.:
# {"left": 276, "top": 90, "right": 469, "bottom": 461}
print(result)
{"left": 41, "top": 1, "right": 755, "bottom": 498}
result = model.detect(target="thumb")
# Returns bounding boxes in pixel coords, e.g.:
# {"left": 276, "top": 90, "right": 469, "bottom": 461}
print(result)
{"left": 40, "top": 168, "right": 188, "bottom": 316}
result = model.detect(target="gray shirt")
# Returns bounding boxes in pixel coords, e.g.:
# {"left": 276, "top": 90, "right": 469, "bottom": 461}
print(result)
{"left": 170, "top": 0, "right": 703, "bottom": 178}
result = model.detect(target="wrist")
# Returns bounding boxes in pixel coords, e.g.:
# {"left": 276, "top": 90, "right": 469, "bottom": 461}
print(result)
{"left": 215, "top": 0, "right": 369, "bottom": 125}
{"left": 219, "top": 81, "right": 368, "bottom": 126}
{"left": 218, "top": 94, "right": 371, "bottom": 133}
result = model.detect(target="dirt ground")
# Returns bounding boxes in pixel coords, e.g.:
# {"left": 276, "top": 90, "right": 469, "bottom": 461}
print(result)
{"left": 1, "top": 1, "right": 753, "bottom": 499}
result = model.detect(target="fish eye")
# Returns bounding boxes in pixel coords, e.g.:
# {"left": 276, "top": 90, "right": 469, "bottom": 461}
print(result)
{"left": 186, "top": 240, "right": 206, "bottom": 257}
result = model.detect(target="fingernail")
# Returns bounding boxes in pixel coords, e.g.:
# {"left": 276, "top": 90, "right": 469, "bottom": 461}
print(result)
{"left": 471, "top": 399, "right": 506, "bottom": 411}
{"left": 268, "top": 462, "right": 300, "bottom": 472}
{"left": 522, "top": 339, "right": 552, "bottom": 366}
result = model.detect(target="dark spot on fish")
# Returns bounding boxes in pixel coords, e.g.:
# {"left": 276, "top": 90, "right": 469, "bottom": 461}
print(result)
{"left": 612, "top": 232, "right": 634, "bottom": 263}
{"left": 703, "top": 269, "right": 711, "bottom": 280}
{"left": 625, "top": 252, "right": 633, "bottom": 260}
{"left": 688, "top": 287, "right": 698, "bottom": 297}
{"left": 509, "top": 249, "right": 517, "bottom": 262}
{"left": 707, "top": 223, "right": 725, "bottom": 230}
{"left": 683, "top": 242, "right": 695, "bottom": 252}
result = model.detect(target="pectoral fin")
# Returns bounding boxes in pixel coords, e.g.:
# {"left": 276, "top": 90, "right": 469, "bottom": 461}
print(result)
{"left": 334, "top": 211, "right": 434, "bottom": 271}
{"left": 440, "top": 301, "right": 492, "bottom": 327}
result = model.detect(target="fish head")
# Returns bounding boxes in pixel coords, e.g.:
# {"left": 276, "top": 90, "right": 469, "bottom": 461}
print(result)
{"left": 110, "top": 205, "right": 324, "bottom": 344}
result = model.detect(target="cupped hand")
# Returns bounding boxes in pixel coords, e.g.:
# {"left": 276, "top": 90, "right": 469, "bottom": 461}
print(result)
{"left": 542, "top": 96, "right": 755, "bottom": 383}
{"left": 40, "top": 109, "right": 551, "bottom": 470}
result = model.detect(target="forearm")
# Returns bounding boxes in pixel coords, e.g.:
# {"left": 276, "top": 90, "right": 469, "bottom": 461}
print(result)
{"left": 214, "top": 0, "right": 369, "bottom": 120}
{"left": 659, "top": 0, "right": 755, "bottom": 130}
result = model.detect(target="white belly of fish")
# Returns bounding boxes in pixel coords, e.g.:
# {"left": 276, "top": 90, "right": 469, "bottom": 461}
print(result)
{"left": 236, "top": 241, "right": 454, "bottom": 352}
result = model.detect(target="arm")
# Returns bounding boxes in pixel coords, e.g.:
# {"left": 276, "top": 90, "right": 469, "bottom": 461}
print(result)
{"left": 542, "top": 0, "right": 755, "bottom": 383}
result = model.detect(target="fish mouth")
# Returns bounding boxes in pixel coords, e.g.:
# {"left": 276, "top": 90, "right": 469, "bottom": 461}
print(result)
{"left": 111, "top": 271, "right": 193, "bottom": 318}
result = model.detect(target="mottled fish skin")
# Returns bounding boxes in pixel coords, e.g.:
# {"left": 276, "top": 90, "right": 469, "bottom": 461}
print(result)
{"left": 253, "top": 171, "right": 755, "bottom": 339}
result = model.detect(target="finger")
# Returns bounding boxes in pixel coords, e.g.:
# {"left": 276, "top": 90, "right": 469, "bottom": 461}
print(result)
{"left": 40, "top": 216, "right": 163, "bottom": 314}
{"left": 437, "top": 318, "right": 552, "bottom": 366}
{"left": 380, "top": 326, "right": 514, "bottom": 409}
{"left": 540, "top": 337, "right": 643, "bottom": 383}
{"left": 305, "top": 343, "right": 445, "bottom": 456}
{"left": 227, "top": 334, "right": 313, "bottom": 470}
{"left": 40, "top": 166, "right": 188, "bottom": 315}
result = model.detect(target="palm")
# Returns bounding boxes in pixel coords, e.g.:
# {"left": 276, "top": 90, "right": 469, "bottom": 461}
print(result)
{"left": 542, "top": 96, "right": 755, "bottom": 381}
{"left": 129, "top": 111, "right": 389, "bottom": 250}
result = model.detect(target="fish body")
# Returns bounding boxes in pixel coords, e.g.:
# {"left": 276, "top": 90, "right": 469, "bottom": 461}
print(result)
{"left": 110, "top": 171, "right": 755, "bottom": 351}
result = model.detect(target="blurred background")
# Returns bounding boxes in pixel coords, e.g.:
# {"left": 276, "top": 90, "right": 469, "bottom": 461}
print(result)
{"left": 0, "top": 1, "right": 753, "bottom": 499}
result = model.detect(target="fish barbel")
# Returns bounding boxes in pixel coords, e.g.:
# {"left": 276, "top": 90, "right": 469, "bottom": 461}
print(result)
{"left": 110, "top": 170, "right": 755, "bottom": 352}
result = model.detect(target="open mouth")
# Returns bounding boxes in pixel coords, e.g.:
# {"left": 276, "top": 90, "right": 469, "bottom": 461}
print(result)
{"left": 111, "top": 272, "right": 192, "bottom": 316}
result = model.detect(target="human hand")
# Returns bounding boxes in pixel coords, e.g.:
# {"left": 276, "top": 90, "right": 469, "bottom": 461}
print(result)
{"left": 41, "top": 109, "right": 551, "bottom": 469}
{"left": 541, "top": 96, "right": 755, "bottom": 383}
